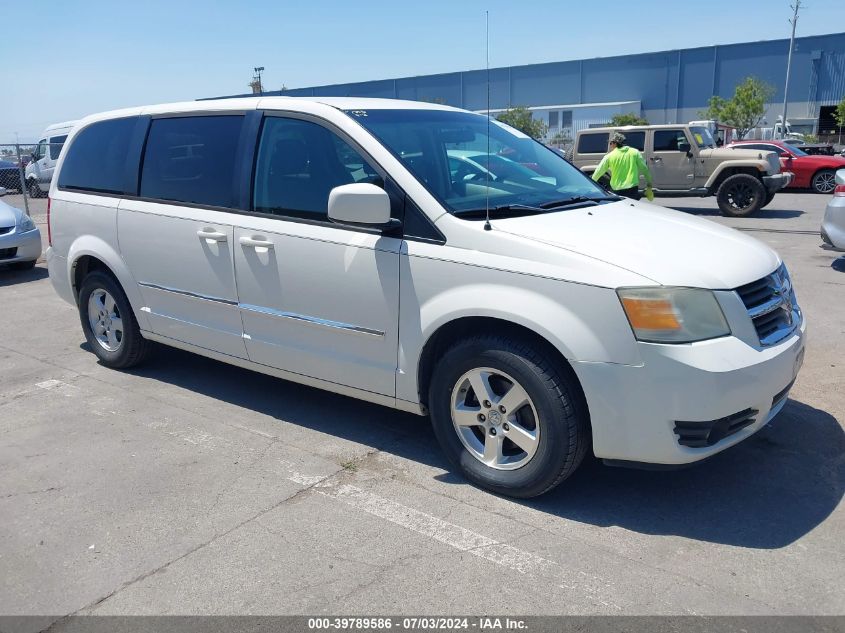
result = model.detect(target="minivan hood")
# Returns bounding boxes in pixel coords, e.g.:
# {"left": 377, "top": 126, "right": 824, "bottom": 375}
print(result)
{"left": 493, "top": 200, "right": 779, "bottom": 289}
{"left": 0, "top": 199, "right": 19, "bottom": 228}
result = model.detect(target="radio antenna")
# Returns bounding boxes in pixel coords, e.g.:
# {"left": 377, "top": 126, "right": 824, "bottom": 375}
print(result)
{"left": 484, "top": 10, "right": 492, "bottom": 231}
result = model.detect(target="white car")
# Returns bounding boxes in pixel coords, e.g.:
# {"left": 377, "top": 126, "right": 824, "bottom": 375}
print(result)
{"left": 46, "top": 97, "right": 805, "bottom": 497}
{"left": 0, "top": 198, "right": 41, "bottom": 270}
{"left": 821, "top": 168, "right": 845, "bottom": 250}
{"left": 24, "top": 120, "right": 77, "bottom": 198}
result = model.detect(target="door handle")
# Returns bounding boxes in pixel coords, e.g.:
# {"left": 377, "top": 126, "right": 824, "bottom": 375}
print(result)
{"left": 239, "top": 236, "right": 275, "bottom": 249}
{"left": 197, "top": 228, "right": 228, "bottom": 242}
{"left": 651, "top": 157, "right": 663, "bottom": 163}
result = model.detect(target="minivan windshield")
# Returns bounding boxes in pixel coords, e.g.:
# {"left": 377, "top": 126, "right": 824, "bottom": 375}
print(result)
{"left": 346, "top": 109, "right": 614, "bottom": 216}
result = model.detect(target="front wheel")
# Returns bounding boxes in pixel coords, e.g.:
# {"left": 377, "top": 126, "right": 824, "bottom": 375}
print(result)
{"left": 428, "top": 335, "right": 589, "bottom": 498}
{"left": 760, "top": 191, "right": 776, "bottom": 209}
{"left": 27, "top": 179, "right": 42, "bottom": 198}
{"left": 812, "top": 169, "right": 836, "bottom": 194}
{"left": 78, "top": 271, "right": 150, "bottom": 368}
{"left": 716, "top": 173, "right": 765, "bottom": 217}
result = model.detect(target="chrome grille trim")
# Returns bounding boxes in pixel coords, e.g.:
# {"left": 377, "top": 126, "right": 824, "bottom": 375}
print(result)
{"left": 735, "top": 264, "right": 801, "bottom": 347}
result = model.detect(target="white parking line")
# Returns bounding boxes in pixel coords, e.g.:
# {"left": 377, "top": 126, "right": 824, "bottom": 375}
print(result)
{"left": 310, "top": 480, "right": 618, "bottom": 606}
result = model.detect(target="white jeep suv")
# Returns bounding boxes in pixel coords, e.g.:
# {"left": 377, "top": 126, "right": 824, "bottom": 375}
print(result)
{"left": 46, "top": 97, "right": 805, "bottom": 497}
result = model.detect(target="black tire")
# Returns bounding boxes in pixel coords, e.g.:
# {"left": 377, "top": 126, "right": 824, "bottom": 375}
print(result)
{"left": 27, "top": 179, "right": 42, "bottom": 198}
{"left": 760, "top": 191, "right": 776, "bottom": 209}
{"left": 78, "top": 271, "right": 150, "bottom": 369}
{"left": 716, "top": 173, "right": 765, "bottom": 217}
{"left": 428, "top": 335, "right": 589, "bottom": 498}
{"left": 10, "top": 260, "right": 37, "bottom": 270}
{"left": 811, "top": 169, "right": 836, "bottom": 194}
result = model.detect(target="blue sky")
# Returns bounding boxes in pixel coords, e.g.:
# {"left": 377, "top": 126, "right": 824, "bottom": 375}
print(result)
{"left": 2, "top": 0, "right": 842, "bottom": 141}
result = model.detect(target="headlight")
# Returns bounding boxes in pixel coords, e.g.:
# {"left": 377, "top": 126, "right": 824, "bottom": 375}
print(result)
{"left": 617, "top": 287, "right": 730, "bottom": 343}
{"left": 17, "top": 213, "right": 36, "bottom": 233}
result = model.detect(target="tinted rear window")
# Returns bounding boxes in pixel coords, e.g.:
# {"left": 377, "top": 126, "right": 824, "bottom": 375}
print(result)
{"left": 578, "top": 133, "right": 609, "bottom": 154}
{"left": 58, "top": 118, "right": 136, "bottom": 194}
{"left": 623, "top": 131, "right": 645, "bottom": 151}
{"left": 140, "top": 115, "right": 243, "bottom": 208}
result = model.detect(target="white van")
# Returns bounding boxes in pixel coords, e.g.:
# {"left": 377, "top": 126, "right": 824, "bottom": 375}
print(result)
{"left": 45, "top": 98, "right": 805, "bottom": 497}
{"left": 25, "top": 120, "right": 77, "bottom": 197}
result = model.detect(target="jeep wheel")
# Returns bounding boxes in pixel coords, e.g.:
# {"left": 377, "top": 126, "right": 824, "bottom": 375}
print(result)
{"left": 428, "top": 335, "right": 590, "bottom": 498}
{"left": 761, "top": 191, "right": 776, "bottom": 209}
{"left": 811, "top": 169, "right": 836, "bottom": 194}
{"left": 716, "top": 174, "right": 765, "bottom": 217}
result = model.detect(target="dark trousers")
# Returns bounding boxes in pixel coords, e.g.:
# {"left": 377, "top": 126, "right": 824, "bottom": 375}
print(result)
{"left": 612, "top": 186, "right": 641, "bottom": 200}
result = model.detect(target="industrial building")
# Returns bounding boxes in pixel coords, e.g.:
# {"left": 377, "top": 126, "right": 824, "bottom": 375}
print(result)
{"left": 209, "top": 32, "right": 845, "bottom": 143}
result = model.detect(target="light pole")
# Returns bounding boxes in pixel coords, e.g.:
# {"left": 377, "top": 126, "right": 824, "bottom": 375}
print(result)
{"left": 780, "top": 1, "right": 801, "bottom": 139}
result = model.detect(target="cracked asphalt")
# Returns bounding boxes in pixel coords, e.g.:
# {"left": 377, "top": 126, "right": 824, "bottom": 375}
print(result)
{"left": 0, "top": 192, "right": 843, "bottom": 623}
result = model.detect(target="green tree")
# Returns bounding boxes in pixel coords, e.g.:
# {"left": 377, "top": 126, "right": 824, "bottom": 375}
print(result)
{"left": 496, "top": 107, "right": 547, "bottom": 140}
{"left": 835, "top": 96, "right": 845, "bottom": 145}
{"left": 701, "top": 76, "right": 775, "bottom": 140}
{"left": 609, "top": 112, "right": 649, "bottom": 126}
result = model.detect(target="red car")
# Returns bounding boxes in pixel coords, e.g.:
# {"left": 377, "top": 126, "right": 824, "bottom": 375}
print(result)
{"left": 729, "top": 140, "right": 845, "bottom": 194}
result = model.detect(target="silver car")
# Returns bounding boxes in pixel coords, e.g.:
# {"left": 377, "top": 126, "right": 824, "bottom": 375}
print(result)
{"left": 821, "top": 168, "right": 845, "bottom": 251}
{"left": 0, "top": 198, "right": 41, "bottom": 270}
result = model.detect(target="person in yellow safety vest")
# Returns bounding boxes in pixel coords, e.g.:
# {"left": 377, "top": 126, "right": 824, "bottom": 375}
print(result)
{"left": 592, "top": 131, "right": 654, "bottom": 201}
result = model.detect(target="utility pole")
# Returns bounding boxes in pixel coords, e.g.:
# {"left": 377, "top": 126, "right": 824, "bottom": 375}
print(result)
{"left": 780, "top": 1, "right": 801, "bottom": 139}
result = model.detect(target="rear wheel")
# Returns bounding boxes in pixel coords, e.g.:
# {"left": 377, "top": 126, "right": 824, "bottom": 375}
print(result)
{"left": 428, "top": 335, "right": 589, "bottom": 498}
{"left": 78, "top": 271, "right": 150, "bottom": 368}
{"left": 812, "top": 169, "right": 836, "bottom": 194}
{"left": 716, "top": 173, "right": 765, "bottom": 217}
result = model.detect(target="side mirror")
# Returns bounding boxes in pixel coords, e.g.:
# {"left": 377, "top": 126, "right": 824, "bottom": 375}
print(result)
{"left": 678, "top": 142, "right": 692, "bottom": 154}
{"left": 328, "top": 183, "right": 398, "bottom": 230}
{"left": 836, "top": 168, "right": 845, "bottom": 186}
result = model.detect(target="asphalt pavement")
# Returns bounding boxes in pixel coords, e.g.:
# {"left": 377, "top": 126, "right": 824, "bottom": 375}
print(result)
{"left": 0, "top": 191, "right": 843, "bottom": 621}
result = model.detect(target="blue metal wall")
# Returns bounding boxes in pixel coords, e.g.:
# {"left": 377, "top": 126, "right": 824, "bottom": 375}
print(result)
{"left": 209, "top": 33, "right": 845, "bottom": 123}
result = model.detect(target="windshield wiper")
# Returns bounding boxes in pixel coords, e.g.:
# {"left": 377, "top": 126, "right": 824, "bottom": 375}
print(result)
{"left": 539, "top": 195, "right": 620, "bottom": 209}
{"left": 452, "top": 203, "right": 547, "bottom": 218}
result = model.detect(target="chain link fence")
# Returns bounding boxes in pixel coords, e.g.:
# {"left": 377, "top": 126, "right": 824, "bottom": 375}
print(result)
{"left": 0, "top": 141, "right": 67, "bottom": 217}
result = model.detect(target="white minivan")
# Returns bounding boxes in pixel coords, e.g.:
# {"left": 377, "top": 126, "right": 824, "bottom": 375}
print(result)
{"left": 46, "top": 98, "right": 805, "bottom": 497}
{"left": 25, "top": 120, "right": 77, "bottom": 197}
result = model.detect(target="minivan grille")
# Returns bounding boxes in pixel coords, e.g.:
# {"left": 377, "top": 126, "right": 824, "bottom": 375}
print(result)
{"left": 0, "top": 247, "right": 17, "bottom": 260}
{"left": 735, "top": 264, "right": 799, "bottom": 346}
{"left": 0, "top": 226, "right": 13, "bottom": 236}
{"left": 674, "top": 408, "right": 759, "bottom": 448}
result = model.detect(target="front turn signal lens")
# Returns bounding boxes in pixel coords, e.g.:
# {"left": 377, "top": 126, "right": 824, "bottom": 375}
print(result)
{"left": 620, "top": 297, "right": 681, "bottom": 331}
{"left": 617, "top": 287, "right": 731, "bottom": 343}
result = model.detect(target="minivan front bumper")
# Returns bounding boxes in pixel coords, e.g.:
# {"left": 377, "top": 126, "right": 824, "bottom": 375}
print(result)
{"left": 573, "top": 317, "right": 806, "bottom": 465}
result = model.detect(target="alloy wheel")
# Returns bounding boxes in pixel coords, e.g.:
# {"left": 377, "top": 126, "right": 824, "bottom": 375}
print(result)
{"left": 814, "top": 171, "right": 836, "bottom": 194}
{"left": 87, "top": 289, "right": 124, "bottom": 352}
{"left": 450, "top": 367, "right": 540, "bottom": 470}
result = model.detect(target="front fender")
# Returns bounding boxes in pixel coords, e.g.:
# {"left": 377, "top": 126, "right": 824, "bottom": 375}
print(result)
{"left": 66, "top": 235, "right": 150, "bottom": 331}
{"left": 704, "top": 163, "right": 766, "bottom": 189}
{"left": 396, "top": 261, "right": 642, "bottom": 405}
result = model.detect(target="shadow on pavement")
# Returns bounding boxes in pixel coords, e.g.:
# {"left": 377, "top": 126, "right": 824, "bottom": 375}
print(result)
{"left": 123, "top": 345, "right": 843, "bottom": 550}
{"left": 668, "top": 206, "right": 804, "bottom": 219}
{"left": 0, "top": 263, "right": 48, "bottom": 286}
{"left": 529, "top": 399, "right": 844, "bottom": 549}
{"left": 831, "top": 256, "right": 845, "bottom": 272}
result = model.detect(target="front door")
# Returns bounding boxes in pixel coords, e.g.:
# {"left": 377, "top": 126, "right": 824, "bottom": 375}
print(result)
{"left": 118, "top": 114, "right": 248, "bottom": 359}
{"left": 648, "top": 128, "right": 696, "bottom": 190}
{"left": 233, "top": 115, "right": 400, "bottom": 396}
